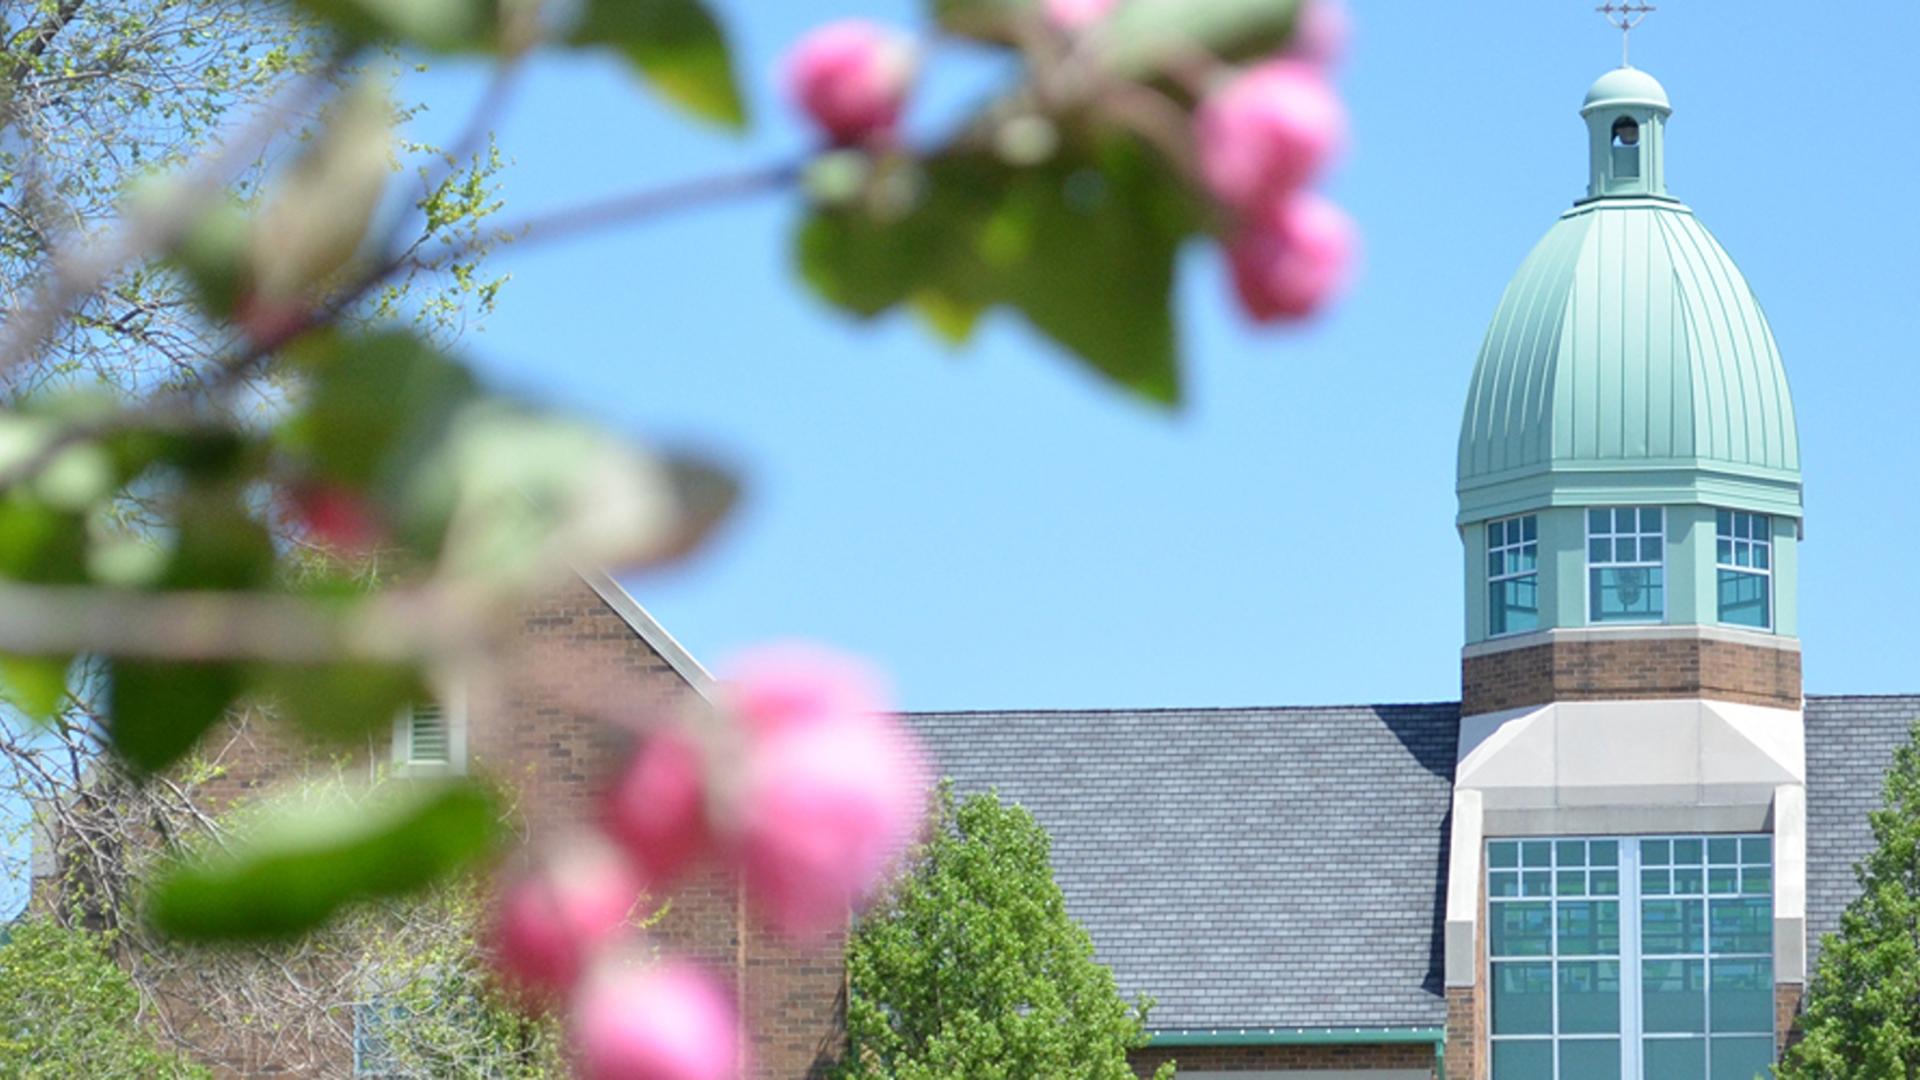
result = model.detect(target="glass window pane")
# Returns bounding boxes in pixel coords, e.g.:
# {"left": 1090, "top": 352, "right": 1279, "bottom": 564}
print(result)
{"left": 1742, "top": 838, "right": 1772, "bottom": 864}
{"left": 1675, "top": 839, "right": 1704, "bottom": 865}
{"left": 1591, "top": 841, "right": 1618, "bottom": 867}
{"left": 1644, "top": 840, "right": 1672, "bottom": 865}
{"left": 1592, "top": 869, "right": 1620, "bottom": 896}
{"left": 1559, "top": 901, "right": 1621, "bottom": 957}
{"left": 1561, "top": 1038, "right": 1622, "bottom": 1080}
{"left": 1741, "top": 867, "right": 1772, "bottom": 896}
{"left": 1709, "top": 958, "right": 1774, "bottom": 1033}
{"left": 1708, "top": 866, "right": 1739, "bottom": 895}
{"left": 1493, "top": 1040, "right": 1554, "bottom": 1079}
{"left": 1709, "top": 1036, "right": 1776, "bottom": 1080}
{"left": 1709, "top": 898, "right": 1772, "bottom": 954}
{"left": 1489, "top": 841, "right": 1519, "bottom": 869}
{"left": 1524, "top": 871, "right": 1553, "bottom": 897}
{"left": 1560, "top": 869, "right": 1588, "bottom": 896}
{"left": 1754, "top": 545, "right": 1769, "bottom": 570}
{"left": 1590, "top": 508, "right": 1609, "bottom": 532}
{"left": 1559, "top": 840, "right": 1588, "bottom": 867}
{"left": 1643, "top": 899, "right": 1705, "bottom": 955}
{"left": 1717, "top": 509, "right": 1733, "bottom": 535}
{"left": 1643, "top": 868, "right": 1671, "bottom": 896}
{"left": 1643, "top": 959, "right": 1708, "bottom": 1033}
{"left": 1675, "top": 865, "right": 1706, "bottom": 894}
{"left": 1644, "top": 507, "right": 1664, "bottom": 531}
{"left": 1522, "top": 841, "right": 1552, "bottom": 867}
{"left": 1492, "top": 902, "right": 1553, "bottom": 957}
{"left": 1709, "top": 838, "right": 1739, "bottom": 864}
{"left": 1644, "top": 1037, "right": 1707, "bottom": 1080}
{"left": 1560, "top": 960, "right": 1622, "bottom": 1034}
{"left": 1491, "top": 962, "right": 1554, "bottom": 1034}
{"left": 1591, "top": 539, "right": 1612, "bottom": 562}
{"left": 1523, "top": 516, "right": 1538, "bottom": 541}
{"left": 1718, "top": 539, "right": 1734, "bottom": 564}
{"left": 1490, "top": 871, "right": 1520, "bottom": 898}
{"left": 1641, "top": 536, "right": 1663, "bottom": 562}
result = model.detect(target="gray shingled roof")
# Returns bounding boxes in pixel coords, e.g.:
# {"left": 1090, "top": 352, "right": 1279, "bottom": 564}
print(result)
{"left": 908, "top": 705, "right": 1459, "bottom": 1031}
{"left": 909, "top": 696, "right": 1920, "bottom": 1034}
{"left": 1805, "top": 695, "right": 1920, "bottom": 971}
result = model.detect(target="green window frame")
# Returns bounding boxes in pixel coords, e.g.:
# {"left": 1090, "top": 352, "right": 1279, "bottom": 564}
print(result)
{"left": 1488, "top": 835, "right": 1774, "bottom": 1080}
{"left": 1716, "top": 511, "right": 1771, "bottom": 631}
{"left": 1588, "top": 508, "right": 1665, "bottom": 623}
{"left": 1488, "top": 515, "right": 1540, "bottom": 637}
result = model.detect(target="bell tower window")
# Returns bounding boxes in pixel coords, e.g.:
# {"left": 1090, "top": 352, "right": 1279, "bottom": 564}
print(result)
{"left": 1611, "top": 116, "right": 1642, "bottom": 179}
{"left": 1588, "top": 507, "right": 1665, "bottom": 623}
{"left": 1716, "top": 511, "right": 1772, "bottom": 630}
{"left": 1488, "top": 515, "right": 1540, "bottom": 637}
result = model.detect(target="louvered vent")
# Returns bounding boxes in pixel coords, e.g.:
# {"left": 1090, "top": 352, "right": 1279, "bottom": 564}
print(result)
{"left": 407, "top": 703, "right": 450, "bottom": 765}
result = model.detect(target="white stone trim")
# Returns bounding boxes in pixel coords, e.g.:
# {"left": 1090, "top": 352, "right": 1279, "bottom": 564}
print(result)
{"left": 577, "top": 567, "right": 715, "bottom": 700}
{"left": 1772, "top": 782, "right": 1808, "bottom": 982}
{"left": 1445, "top": 789, "right": 1484, "bottom": 988}
{"left": 1461, "top": 622, "right": 1800, "bottom": 660}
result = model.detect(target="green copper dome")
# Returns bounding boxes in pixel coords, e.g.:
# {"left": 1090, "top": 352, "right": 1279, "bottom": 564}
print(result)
{"left": 1456, "top": 69, "right": 1800, "bottom": 523}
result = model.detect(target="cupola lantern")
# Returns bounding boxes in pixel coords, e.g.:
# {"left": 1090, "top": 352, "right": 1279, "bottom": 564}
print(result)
{"left": 1582, "top": 66, "right": 1672, "bottom": 200}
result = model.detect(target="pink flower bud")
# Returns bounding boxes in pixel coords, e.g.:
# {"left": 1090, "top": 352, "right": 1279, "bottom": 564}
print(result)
{"left": 1196, "top": 60, "right": 1346, "bottom": 214}
{"left": 724, "top": 643, "right": 888, "bottom": 738}
{"left": 574, "top": 962, "right": 740, "bottom": 1080}
{"left": 491, "top": 842, "right": 640, "bottom": 998}
{"left": 1289, "top": 0, "right": 1350, "bottom": 68}
{"left": 1226, "top": 192, "right": 1359, "bottom": 323}
{"left": 602, "top": 731, "right": 713, "bottom": 888}
{"left": 1044, "top": 0, "right": 1119, "bottom": 32}
{"left": 288, "top": 482, "right": 384, "bottom": 555}
{"left": 784, "top": 21, "right": 917, "bottom": 146}
{"left": 738, "top": 709, "right": 929, "bottom": 939}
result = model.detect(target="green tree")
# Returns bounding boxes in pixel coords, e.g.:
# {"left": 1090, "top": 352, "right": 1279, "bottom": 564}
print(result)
{"left": 1781, "top": 721, "right": 1920, "bottom": 1078}
{"left": 840, "top": 787, "right": 1172, "bottom": 1080}
{"left": 0, "top": 918, "right": 210, "bottom": 1078}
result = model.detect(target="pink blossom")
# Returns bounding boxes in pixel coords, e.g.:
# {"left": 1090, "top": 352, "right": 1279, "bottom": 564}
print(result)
{"left": 573, "top": 962, "right": 739, "bottom": 1080}
{"left": 288, "top": 482, "right": 383, "bottom": 555}
{"left": 602, "top": 731, "right": 714, "bottom": 888}
{"left": 724, "top": 643, "right": 889, "bottom": 738}
{"left": 491, "top": 842, "right": 640, "bottom": 998}
{"left": 1227, "top": 192, "right": 1359, "bottom": 323}
{"left": 738, "top": 708, "right": 929, "bottom": 939}
{"left": 1289, "top": 0, "right": 1350, "bottom": 68}
{"left": 784, "top": 21, "right": 917, "bottom": 146}
{"left": 1044, "top": 0, "right": 1119, "bottom": 32}
{"left": 1196, "top": 60, "right": 1346, "bottom": 214}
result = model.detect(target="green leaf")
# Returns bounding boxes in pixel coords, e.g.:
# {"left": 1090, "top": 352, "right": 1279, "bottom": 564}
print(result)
{"left": 0, "top": 656, "right": 69, "bottom": 721}
{"left": 163, "top": 483, "right": 276, "bottom": 592}
{"left": 1096, "top": 0, "right": 1306, "bottom": 76}
{"left": 291, "top": 0, "right": 495, "bottom": 52}
{"left": 571, "top": 0, "right": 747, "bottom": 130}
{"left": 798, "top": 138, "right": 1200, "bottom": 405}
{"left": 258, "top": 660, "right": 425, "bottom": 744}
{"left": 148, "top": 781, "right": 504, "bottom": 941}
{"left": 284, "top": 330, "right": 478, "bottom": 495}
{"left": 107, "top": 660, "right": 243, "bottom": 776}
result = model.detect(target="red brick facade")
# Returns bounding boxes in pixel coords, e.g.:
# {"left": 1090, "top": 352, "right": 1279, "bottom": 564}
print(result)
{"left": 1461, "top": 634, "right": 1801, "bottom": 717}
{"left": 157, "top": 578, "right": 844, "bottom": 1079}
{"left": 1130, "top": 1041, "right": 1439, "bottom": 1075}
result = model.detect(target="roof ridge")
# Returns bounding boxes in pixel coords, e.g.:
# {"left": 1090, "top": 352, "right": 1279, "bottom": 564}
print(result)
{"left": 905, "top": 701, "right": 1463, "bottom": 718}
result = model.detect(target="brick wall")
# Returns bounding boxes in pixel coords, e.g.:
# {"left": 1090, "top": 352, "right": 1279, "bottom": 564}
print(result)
{"left": 125, "top": 577, "right": 848, "bottom": 1079}
{"left": 1130, "top": 1041, "right": 1438, "bottom": 1075}
{"left": 1776, "top": 982, "right": 1804, "bottom": 1055}
{"left": 1461, "top": 635, "right": 1801, "bottom": 716}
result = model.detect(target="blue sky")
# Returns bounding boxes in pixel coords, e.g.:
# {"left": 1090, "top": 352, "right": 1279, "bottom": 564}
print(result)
{"left": 413, "top": 1, "right": 1920, "bottom": 711}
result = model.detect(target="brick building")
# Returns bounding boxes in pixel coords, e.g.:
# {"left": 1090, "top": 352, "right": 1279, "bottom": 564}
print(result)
{"left": 75, "top": 62, "right": 1915, "bottom": 1080}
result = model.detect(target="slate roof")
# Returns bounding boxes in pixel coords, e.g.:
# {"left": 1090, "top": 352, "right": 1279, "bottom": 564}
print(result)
{"left": 1804, "top": 695, "right": 1920, "bottom": 970}
{"left": 908, "top": 695, "right": 1920, "bottom": 1034}
{"left": 909, "top": 705, "right": 1460, "bottom": 1032}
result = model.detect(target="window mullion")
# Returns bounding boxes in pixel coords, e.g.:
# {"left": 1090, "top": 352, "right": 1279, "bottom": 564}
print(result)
{"left": 1621, "top": 839, "right": 1643, "bottom": 1080}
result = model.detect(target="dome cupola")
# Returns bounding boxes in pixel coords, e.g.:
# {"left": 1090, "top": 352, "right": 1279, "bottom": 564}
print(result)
{"left": 1455, "top": 69, "right": 1801, "bottom": 646}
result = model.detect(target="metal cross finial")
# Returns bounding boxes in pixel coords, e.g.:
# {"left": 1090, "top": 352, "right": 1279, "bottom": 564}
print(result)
{"left": 1597, "top": 1, "right": 1657, "bottom": 66}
